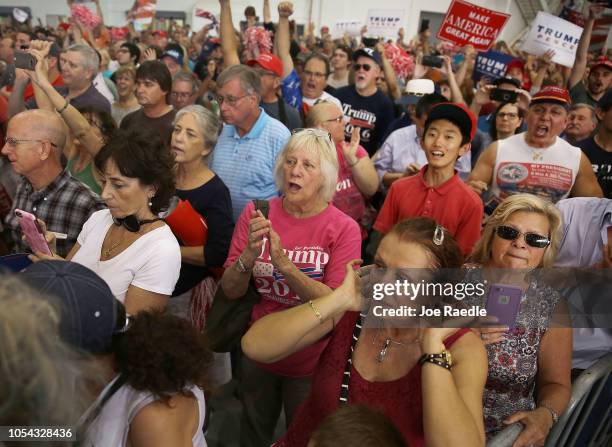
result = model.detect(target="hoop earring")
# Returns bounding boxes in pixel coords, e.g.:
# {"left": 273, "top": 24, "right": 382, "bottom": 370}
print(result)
{"left": 433, "top": 225, "right": 445, "bottom": 246}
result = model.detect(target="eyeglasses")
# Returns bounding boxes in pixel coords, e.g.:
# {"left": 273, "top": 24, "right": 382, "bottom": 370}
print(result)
{"left": 354, "top": 63, "right": 372, "bottom": 72}
{"left": 303, "top": 70, "right": 326, "bottom": 79}
{"left": 171, "top": 91, "right": 192, "bottom": 98}
{"left": 495, "top": 225, "right": 550, "bottom": 248}
{"left": 3, "top": 137, "right": 58, "bottom": 148}
{"left": 291, "top": 128, "right": 334, "bottom": 145}
{"left": 217, "top": 93, "right": 250, "bottom": 107}
{"left": 498, "top": 112, "right": 519, "bottom": 120}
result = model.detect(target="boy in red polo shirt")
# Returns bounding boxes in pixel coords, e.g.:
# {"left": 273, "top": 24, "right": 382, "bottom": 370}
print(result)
{"left": 373, "top": 103, "right": 483, "bottom": 256}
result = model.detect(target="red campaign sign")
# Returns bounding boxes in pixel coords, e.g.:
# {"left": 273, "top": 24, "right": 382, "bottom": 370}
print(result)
{"left": 437, "top": 0, "right": 510, "bottom": 51}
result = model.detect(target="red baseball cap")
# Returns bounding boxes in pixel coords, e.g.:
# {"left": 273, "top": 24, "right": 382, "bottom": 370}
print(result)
{"left": 247, "top": 53, "right": 283, "bottom": 78}
{"left": 425, "top": 102, "right": 477, "bottom": 143}
{"left": 591, "top": 57, "right": 612, "bottom": 73}
{"left": 530, "top": 86, "right": 571, "bottom": 107}
{"left": 152, "top": 30, "right": 168, "bottom": 38}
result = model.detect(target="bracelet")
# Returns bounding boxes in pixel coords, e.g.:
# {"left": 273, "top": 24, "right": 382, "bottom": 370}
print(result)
{"left": 308, "top": 300, "right": 323, "bottom": 323}
{"left": 56, "top": 99, "right": 69, "bottom": 114}
{"left": 538, "top": 404, "right": 559, "bottom": 425}
{"left": 347, "top": 157, "right": 360, "bottom": 168}
{"left": 236, "top": 255, "right": 252, "bottom": 273}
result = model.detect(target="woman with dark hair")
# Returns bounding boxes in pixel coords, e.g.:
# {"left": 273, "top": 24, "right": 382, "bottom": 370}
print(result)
{"left": 242, "top": 217, "right": 487, "bottom": 447}
{"left": 21, "top": 260, "right": 212, "bottom": 447}
{"left": 33, "top": 128, "right": 181, "bottom": 314}
{"left": 489, "top": 101, "right": 525, "bottom": 142}
{"left": 67, "top": 105, "right": 117, "bottom": 194}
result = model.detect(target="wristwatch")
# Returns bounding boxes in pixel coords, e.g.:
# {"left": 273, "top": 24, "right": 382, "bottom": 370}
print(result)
{"left": 418, "top": 349, "right": 453, "bottom": 370}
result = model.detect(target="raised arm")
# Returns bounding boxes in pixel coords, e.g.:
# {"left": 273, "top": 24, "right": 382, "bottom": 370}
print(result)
{"left": 219, "top": 0, "right": 240, "bottom": 67}
{"left": 277, "top": 1, "right": 295, "bottom": 78}
{"left": 376, "top": 41, "right": 401, "bottom": 101}
{"left": 8, "top": 70, "right": 29, "bottom": 118}
{"left": 455, "top": 45, "right": 476, "bottom": 87}
{"left": 263, "top": 0, "right": 271, "bottom": 24}
{"left": 442, "top": 55, "right": 466, "bottom": 105}
{"left": 531, "top": 50, "right": 555, "bottom": 93}
{"left": 242, "top": 261, "right": 361, "bottom": 363}
{"left": 568, "top": 5, "right": 603, "bottom": 89}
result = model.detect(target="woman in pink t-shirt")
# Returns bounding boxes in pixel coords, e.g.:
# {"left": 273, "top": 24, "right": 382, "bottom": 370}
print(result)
{"left": 306, "top": 101, "right": 379, "bottom": 238}
{"left": 220, "top": 129, "right": 362, "bottom": 447}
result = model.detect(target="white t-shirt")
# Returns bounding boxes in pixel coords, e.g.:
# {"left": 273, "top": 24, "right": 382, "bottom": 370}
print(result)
{"left": 82, "top": 377, "right": 207, "bottom": 447}
{"left": 71, "top": 209, "right": 181, "bottom": 303}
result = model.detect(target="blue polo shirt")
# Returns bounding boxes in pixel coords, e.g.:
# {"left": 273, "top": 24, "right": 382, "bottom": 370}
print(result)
{"left": 210, "top": 109, "right": 290, "bottom": 222}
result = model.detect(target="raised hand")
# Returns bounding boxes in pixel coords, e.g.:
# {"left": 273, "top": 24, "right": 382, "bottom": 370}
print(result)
{"left": 278, "top": 2, "right": 294, "bottom": 19}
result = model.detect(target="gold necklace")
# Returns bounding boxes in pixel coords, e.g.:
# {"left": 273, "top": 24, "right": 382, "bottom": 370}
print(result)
{"left": 103, "top": 228, "right": 124, "bottom": 258}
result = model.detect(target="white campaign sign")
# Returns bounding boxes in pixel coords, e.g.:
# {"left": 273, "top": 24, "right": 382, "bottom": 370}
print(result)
{"left": 332, "top": 19, "right": 363, "bottom": 39}
{"left": 521, "top": 11, "right": 583, "bottom": 68}
{"left": 366, "top": 9, "right": 404, "bottom": 39}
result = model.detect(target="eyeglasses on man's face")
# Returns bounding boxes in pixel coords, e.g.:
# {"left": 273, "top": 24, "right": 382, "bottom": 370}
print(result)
{"left": 217, "top": 93, "right": 251, "bottom": 107}
{"left": 3, "top": 137, "right": 58, "bottom": 149}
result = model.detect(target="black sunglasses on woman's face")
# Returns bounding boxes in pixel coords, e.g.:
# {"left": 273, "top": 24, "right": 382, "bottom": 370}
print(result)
{"left": 495, "top": 225, "right": 550, "bottom": 248}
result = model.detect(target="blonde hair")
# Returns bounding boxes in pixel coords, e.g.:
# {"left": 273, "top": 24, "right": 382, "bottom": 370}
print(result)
{"left": 274, "top": 130, "right": 339, "bottom": 203}
{"left": 0, "top": 275, "right": 96, "bottom": 432}
{"left": 469, "top": 194, "right": 562, "bottom": 267}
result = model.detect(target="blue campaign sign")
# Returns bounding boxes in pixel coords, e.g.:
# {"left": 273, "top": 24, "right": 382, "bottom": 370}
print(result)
{"left": 472, "top": 50, "right": 514, "bottom": 82}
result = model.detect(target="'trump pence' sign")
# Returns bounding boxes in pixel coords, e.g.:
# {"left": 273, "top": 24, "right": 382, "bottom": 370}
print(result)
{"left": 332, "top": 20, "right": 363, "bottom": 39}
{"left": 521, "top": 12, "right": 583, "bottom": 68}
{"left": 366, "top": 10, "right": 404, "bottom": 39}
{"left": 472, "top": 49, "right": 514, "bottom": 82}
{"left": 437, "top": 0, "right": 510, "bottom": 51}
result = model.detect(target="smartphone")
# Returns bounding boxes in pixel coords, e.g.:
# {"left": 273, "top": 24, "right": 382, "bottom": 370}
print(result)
{"left": 422, "top": 55, "right": 444, "bottom": 68}
{"left": 14, "top": 51, "right": 37, "bottom": 71}
{"left": 485, "top": 284, "right": 523, "bottom": 329}
{"left": 362, "top": 37, "right": 379, "bottom": 48}
{"left": 253, "top": 199, "right": 269, "bottom": 219}
{"left": 15, "top": 209, "right": 52, "bottom": 256}
{"left": 490, "top": 88, "right": 518, "bottom": 103}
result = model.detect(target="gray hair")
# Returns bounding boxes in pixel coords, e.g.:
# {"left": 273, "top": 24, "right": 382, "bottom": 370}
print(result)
{"left": 173, "top": 105, "right": 222, "bottom": 154}
{"left": 216, "top": 65, "right": 261, "bottom": 100}
{"left": 64, "top": 44, "right": 99, "bottom": 78}
{"left": 274, "top": 130, "right": 339, "bottom": 203}
{"left": 570, "top": 103, "right": 598, "bottom": 126}
{"left": 173, "top": 71, "right": 199, "bottom": 95}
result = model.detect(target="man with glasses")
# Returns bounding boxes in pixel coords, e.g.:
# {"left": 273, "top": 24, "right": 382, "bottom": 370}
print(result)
{"left": 247, "top": 53, "right": 302, "bottom": 131}
{"left": 210, "top": 65, "right": 290, "bottom": 221}
{"left": 334, "top": 47, "right": 394, "bottom": 156}
{"left": 277, "top": 2, "right": 341, "bottom": 115}
{"left": 170, "top": 71, "right": 198, "bottom": 110}
{"left": 115, "top": 42, "right": 141, "bottom": 68}
{"left": 120, "top": 60, "right": 176, "bottom": 142}
{"left": 468, "top": 86, "right": 603, "bottom": 215}
{"left": 2, "top": 110, "right": 104, "bottom": 256}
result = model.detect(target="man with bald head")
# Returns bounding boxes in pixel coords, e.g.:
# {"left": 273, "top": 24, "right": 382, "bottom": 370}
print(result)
{"left": 2, "top": 110, "right": 105, "bottom": 256}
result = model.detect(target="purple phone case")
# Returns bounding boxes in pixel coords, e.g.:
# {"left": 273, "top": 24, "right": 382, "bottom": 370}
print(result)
{"left": 485, "top": 283, "right": 523, "bottom": 329}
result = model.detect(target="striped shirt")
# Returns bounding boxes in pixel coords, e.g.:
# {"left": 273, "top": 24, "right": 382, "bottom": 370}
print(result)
{"left": 210, "top": 109, "right": 290, "bottom": 222}
{"left": 5, "top": 170, "right": 106, "bottom": 257}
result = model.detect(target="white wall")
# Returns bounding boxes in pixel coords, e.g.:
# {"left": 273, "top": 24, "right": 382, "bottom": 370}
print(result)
{"left": 0, "top": 0, "right": 527, "bottom": 42}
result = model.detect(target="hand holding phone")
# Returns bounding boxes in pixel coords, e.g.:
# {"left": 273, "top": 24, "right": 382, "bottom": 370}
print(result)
{"left": 13, "top": 51, "right": 37, "bottom": 71}
{"left": 485, "top": 283, "right": 523, "bottom": 330}
{"left": 489, "top": 88, "right": 518, "bottom": 103}
{"left": 421, "top": 55, "right": 443, "bottom": 68}
{"left": 15, "top": 209, "right": 53, "bottom": 256}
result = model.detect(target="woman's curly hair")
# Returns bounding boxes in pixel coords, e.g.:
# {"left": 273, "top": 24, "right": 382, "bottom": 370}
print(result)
{"left": 112, "top": 311, "right": 213, "bottom": 403}
{"left": 94, "top": 128, "right": 176, "bottom": 214}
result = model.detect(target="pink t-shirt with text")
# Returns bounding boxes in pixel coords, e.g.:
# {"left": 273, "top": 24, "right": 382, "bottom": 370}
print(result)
{"left": 225, "top": 197, "right": 361, "bottom": 377}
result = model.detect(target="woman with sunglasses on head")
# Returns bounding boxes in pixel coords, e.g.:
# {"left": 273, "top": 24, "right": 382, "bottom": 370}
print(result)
{"left": 465, "top": 193, "right": 571, "bottom": 446}
{"left": 306, "top": 101, "right": 378, "bottom": 239}
{"left": 220, "top": 129, "right": 362, "bottom": 447}
{"left": 32, "top": 128, "right": 181, "bottom": 315}
{"left": 242, "top": 218, "right": 488, "bottom": 447}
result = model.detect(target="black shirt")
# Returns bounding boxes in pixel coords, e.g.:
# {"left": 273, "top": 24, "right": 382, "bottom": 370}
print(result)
{"left": 334, "top": 85, "right": 395, "bottom": 156}
{"left": 261, "top": 99, "right": 302, "bottom": 131}
{"left": 578, "top": 136, "right": 612, "bottom": 198}
{"left": 172, "top": 175, "right": 234, "bottom": 295}
{"left": 120, "top": 107, "right": 177, "bottom": 145}
{"left": 26, "top": 84, "right": 111, "bottom": 114}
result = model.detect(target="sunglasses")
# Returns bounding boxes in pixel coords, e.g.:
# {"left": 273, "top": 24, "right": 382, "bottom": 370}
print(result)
{"left": 354, "top": 63, "right": 372, "bottom": 72}
{"left": 495, "top": 225, "right": 550, "bottom": 248}
{"left": 291, "top": 128, "right": 334, "bottom": 145}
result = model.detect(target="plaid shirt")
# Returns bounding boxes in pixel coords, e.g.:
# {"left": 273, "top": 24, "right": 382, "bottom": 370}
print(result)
{"left": 5, "top": 170, "right": 106, "bottom": 257}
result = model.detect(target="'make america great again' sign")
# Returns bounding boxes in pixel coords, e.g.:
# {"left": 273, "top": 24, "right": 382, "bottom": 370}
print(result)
{"left": 437, "top": 0, "right": 510, "bottom": 51}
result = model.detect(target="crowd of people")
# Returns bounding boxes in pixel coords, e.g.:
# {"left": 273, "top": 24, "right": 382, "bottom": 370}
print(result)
{"left": 0, "top": 0, "right": 611, "bottom": 446}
